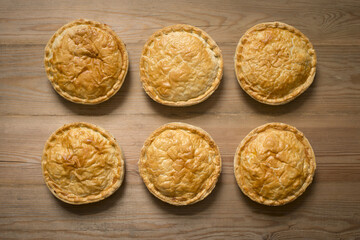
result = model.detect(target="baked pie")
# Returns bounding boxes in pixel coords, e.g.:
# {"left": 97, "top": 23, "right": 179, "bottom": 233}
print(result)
{"left": 234, "top": 123, "right": 316, "bottom": 206}
{"left": 45, "top": 19, "right": 129, "bottom": 104}
{"left": 235, "top": 22, "right": 316, "bottom": 105}
{"left": 140, "top": 24, "right": 223, "bottom": 106}
{"left": 139, "top": 122, "right": 221, "bottom": 205}
{"left": 42, "top": 122, "right": 124, "bottom": 204}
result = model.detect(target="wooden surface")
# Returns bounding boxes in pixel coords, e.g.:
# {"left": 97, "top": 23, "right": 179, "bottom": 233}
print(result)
{"left": 1, "top": 0, "right": 360, "bottom": 239}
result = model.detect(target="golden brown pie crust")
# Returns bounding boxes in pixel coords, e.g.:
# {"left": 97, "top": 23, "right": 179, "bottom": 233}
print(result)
{"left": 235, "top": 22, "right": 316, "bottom": 105}
{"left": 140, "top": 24, "right": 223, "bottom": 106}
{"left": 234, "top": 123, "right": 316, "bottom": 206}
{"left": 42, "top": 122, "right": 125, "bottom": 204}
{"left": 44, "top": 19, "right": 129, "bottom": 104}
{"left": 139, "top": 122, "right": 221, "bottom": 205}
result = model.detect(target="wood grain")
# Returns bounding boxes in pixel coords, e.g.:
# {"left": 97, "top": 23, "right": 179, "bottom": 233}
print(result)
{"left": 0, "top": 0, "right": 360, "bottom": 239}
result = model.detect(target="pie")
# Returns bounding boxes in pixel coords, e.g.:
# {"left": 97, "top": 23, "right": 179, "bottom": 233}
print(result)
{"left": 234, "top": 123, "right": 316, "bottom": 206}
{"left": 139, "top": 122, "right": 221, "bottom": 205}
{"left": 44, "top": 19, "right": 129, "bottom": 104}
{"left": 42, "top": 122, "right": 125, "bottom": 204}
{"left": 235, "top": 22, "right": 317, "bottom": 105}
{"left": 140, "top": 24, "right": 223, "bottom": 106}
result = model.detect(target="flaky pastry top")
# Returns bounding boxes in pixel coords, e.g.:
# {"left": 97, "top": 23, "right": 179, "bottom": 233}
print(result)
{"left": 234, "top": 123, "right": 316, "bottom": 206}
{"left": 139, "top": 122, "right": 221, "bottom": 205}
{"left": 140, "top": 24, "right": 223, "bottom": 106}
{"left": 42, "top": 122, "right": 124, "bottom": 204}
{"left": 235, "top": 22, "right": 316, "bottom": 105}
{"left": 45, "top": 19, "right": 128, "bottom": 104}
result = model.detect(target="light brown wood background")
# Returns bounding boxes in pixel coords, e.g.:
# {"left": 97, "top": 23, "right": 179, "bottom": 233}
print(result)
{"left": 1, "top": 0, "right": 360, "bottom": 239}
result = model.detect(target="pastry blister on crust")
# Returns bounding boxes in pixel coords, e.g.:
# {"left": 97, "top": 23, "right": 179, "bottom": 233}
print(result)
{"left": 42, "top": 122, "right": 125, "bottom": 204}
{"left": 140, "top": 24, "right": 223, "bottom": 106}
{"left": 139, "top": 122, "right": 222, "bottom": 205}
{"left": 44, "top": 19, "right": 129, "bottom": 104}
{"left": 234, "top": 123, "right": 316, "bottom": 206}
{"left": 235, "top": 22, "right": 316, "bottom": 105}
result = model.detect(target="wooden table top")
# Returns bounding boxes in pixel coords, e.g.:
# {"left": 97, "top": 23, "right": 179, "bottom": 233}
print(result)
{"left": 1, "top": 0, "right": 359, "bottom": 239}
